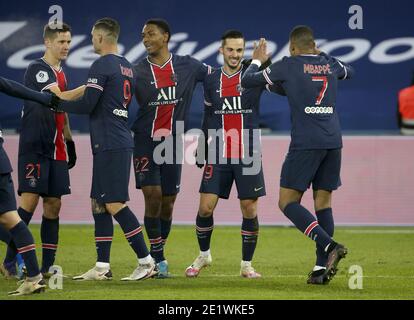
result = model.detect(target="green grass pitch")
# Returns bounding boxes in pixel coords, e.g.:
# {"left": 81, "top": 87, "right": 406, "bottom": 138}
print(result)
{"left": 1, "top": 225, "right": 414, "bottom": 300}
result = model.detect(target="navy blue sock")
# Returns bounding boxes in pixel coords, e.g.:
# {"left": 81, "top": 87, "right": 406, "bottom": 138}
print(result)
{"left": 283, "top": 202, "right": 332, "bottom": 250}
{"left": 18, "top": 207, "right": 33, "bottom": 225}
{"left": 40, "top": 216, "right": 59, "bottom": 273}
{"left": 315, "top": 208, "right": 334, "bottom": 266}
{"left": 160, "top": 218, "right": 172, "bottom": 246}
{"left": 144, "top": 216, "right": 164, "bottom": 263}
{"left": 0, "top": 225, "right": 11, "bottom": 244}
{"left": 93, "top": 213, "right": 113, "bottom": 264}
{"left": 241, "top": 217, "right": 259, "bottom": 261}
{"left": 9, "top": 221, "right": 40, "bottom": 278}
{"left": 196, "top": 213, "right": 214, "bottom": 252}
{"left": 114, "top": 207, "right": 149, "bottom": 259}
{"left": 5, "top": 207, "right": 33, "bottom": 263}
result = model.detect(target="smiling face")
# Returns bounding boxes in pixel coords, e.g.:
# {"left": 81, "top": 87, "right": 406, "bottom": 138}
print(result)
{"left": 141, "top": 23, "right": 169, "bottom": 56}
{"left": 44, "top": 31, "right": 71, "bottom": 61}
{"left": 220, "top": 37, "right": 245, "bottom": 71}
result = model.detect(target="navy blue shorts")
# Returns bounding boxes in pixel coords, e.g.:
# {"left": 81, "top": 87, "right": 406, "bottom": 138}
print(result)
{"left": 280, "top": 148, "right": 342, "bottom": 192}
{"left": 199, "top": 162, "right": 266, "bottom": 200}
{"left": 18, "top": 153, "right": 70, "bottom": 197}
{"left": 0, "top": 173, "right": 17, "bottom": 214}
{"left": 134, "top": 134, "right": 182, "bottom": 196}
{"left": 91, "top": 150, "right": 132, "bottom": 204}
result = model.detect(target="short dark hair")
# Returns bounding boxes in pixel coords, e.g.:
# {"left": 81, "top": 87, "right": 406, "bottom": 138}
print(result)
{"left": 145, "top": 18, "right": 171, "bottom": 42}
{"left": 93, "top": 17, "right": 120, "bottom": 41}
{"left": 43, "top": 22, "right": 71, "bottom": 40}
{"left": 290, "top": 25, "right": 315, "bottom": 50}
{"left": 221, "top": 29, "right": 244, "bottom": 46}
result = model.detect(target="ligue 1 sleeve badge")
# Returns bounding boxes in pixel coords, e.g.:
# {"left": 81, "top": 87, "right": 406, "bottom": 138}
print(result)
{"left": 36, "top": 71, "right": 49, "bottom": 83}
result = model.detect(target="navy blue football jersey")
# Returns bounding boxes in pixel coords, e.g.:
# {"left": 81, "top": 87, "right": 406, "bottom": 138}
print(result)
{"left": 19, "top": 58, "right": 68, "bottom": 160}
{"left": 58, "top": 54, "right": 135, "bottom": 153}
{"left": 132, "top": 54, "right": 211, "bottom": 138}
{"left": 0, "top": 127, "right": 12, "bottom": 174}
{"left": 241, "top": 53, "right": 354, "bottom": 150}
{"left": 203, "top": 64, "right": 273, "bottom": 161}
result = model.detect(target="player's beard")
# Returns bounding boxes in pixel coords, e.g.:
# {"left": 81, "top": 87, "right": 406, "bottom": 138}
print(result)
{"left": 226, "top": 58, "right": 241, "bottom": 71}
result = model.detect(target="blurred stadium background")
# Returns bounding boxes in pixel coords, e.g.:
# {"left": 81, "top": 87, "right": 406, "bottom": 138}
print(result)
{"left": 1, "top": 0, "right": 413, "bottom": 225}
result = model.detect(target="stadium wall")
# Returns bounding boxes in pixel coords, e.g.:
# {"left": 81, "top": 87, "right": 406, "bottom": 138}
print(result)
{"left": 3, "top": 134, "right": 414, "bottom": 226}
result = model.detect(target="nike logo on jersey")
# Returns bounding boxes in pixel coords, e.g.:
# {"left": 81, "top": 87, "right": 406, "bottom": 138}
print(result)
{"left": 176, "top": 185, "right": 180, "bottom": 189}
{"left": 254, "top": 187, "right": 263, "bottom": 192}
{"left": 100, "top": 193, "right": 106, "bottom": 198}
{"left": 151, "top": 81, "right": 156, "bottom": 85}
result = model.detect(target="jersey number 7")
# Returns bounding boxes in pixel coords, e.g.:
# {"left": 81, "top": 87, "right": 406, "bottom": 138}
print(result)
{"left": 312, "top": 76, "right": 328, "bottom": 105}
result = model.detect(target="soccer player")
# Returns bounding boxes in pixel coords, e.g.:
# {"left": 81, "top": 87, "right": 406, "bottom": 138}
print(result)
{"left": 241, "top": 26, "right": 354, "bottom": 284}
{"left": 3, "top": 22, "right": 84, "bottom": 278}
{"left": 0, "top": 75, "right": 57, "bottom": 295}
{"left": 131, "top": 19, "right": 211, "bottom": 277}
{"left": 52, "top": 18, "right": 157, "bottom": 281}
{"left": 185, "top": 30, "right": 277, "bottom": 279}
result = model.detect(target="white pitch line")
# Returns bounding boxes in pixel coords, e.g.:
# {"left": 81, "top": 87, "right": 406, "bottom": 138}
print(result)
{"left": 343, "top": 230, "right": 414, "bottom": 234}
{"left": 179, "top": 274, "right": 414, "bottom": 279}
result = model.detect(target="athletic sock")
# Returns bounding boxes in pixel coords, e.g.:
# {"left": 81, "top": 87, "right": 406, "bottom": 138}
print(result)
{"left": 196, "top": 213, "right": 214, "bottom": 252}
{"left": 283, "top": 202, "right": 333, "bottom": 249}
{"left": 114, "top": 207, "right": 149, "bottom": 259}
{"left": 5, "top": 207, "right": 33, "bottom": 263}
{"left": 315, "top": 208, "right": 334, "bottom": 267}
{"left": 144, "top": 216, "right": 164, "bottom": 263}
{"left": 40, "top": 216, "right": 59, "bottom": 273}
{"left": 0, "top": 225, "right": 11, "bottom": 244}
{"left": 160, "top": 218, "right": 172, "bottom": 246}
{"left": 9, "top": 221, "right": 40, "bottom": 278}
{"left": 241, "top": 216, "right": 259, "bottom": 261}
{"left": 93, "top": 212, "right": 113, "bottom": 264}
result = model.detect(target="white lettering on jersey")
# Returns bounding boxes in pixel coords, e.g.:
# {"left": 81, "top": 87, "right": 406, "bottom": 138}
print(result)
{"left": 36, "top": 71, "right": 49, "bottom": 83}
{"left": 157, "top": 87, "right": 176, "bottom": 101}
{"left": 113, "top": 109, "right": 128, "bottom": 118}
{"left": 304, "top": 106, "right": 334, "bottom": 114}
{"left": 222, "top": 97, "right": 242, "bottom": 111}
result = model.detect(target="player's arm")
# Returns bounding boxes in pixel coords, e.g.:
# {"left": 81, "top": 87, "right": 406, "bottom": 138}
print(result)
{"left": 0, "top": 75, "right": 53, "bottom": 105}
{"left": 241, "top": 39, "right": 286, "bottom": 88}
{"left": 63, "top": 114, "right": 77, "bottom": 169}
{"left": 56, "top": 85, "right": 102, "bottom": 114}
{"left": 48, "top": 84, "right": 85, "bottom": 100}
{"left": 318, "top": 51, "right": 355, "bottom": 80}
{"left": 195, "top": 88, "right": 213, "bottom": 168}
{"left": 193, "top": 57, "right": 212, "bottom": 82}
{"left": 54, "top": 61, "right": 106, "bottom": 114}
{"left": 266, "top": 82, "right": 286, "bottom": 96}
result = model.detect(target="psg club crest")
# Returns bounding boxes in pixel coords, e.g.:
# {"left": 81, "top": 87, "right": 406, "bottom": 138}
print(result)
{"left": 29, "top": 178, "right": 37, "bottom": 188}
{"left": 170, "top": 73, "right": 178, "bottom": 83}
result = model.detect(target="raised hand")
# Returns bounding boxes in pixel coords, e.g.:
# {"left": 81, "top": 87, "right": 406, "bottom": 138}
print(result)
{"left": 252, "top": 38, "right": 270, "bottom": 64}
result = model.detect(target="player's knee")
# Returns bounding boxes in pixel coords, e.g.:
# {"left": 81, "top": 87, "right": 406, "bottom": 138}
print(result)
{"left": 20, "top": 193, "right": 40, "bottom": 213}
{"left": 91, "top": 199, "right": 106, "bottom": 214}
{"left": 105, "top": 203, "right": 126, "bottom": 215}
{"left": 0, "top": 211, "right": 21, "bottom": 230}
{"left": 161, "top": 196, "right": 176, "bottom": 218}
{"left": 278, "top": 199, "right": 294, "bottom": 213}
{"left": 198, "top": 204, "right": 214, "bottom": 217}
{"left": 43, "top": 197, "right": 61, "bottom": 218}
{"left": 240, "top": 200, "right": 257, "bottom": 218}
{"left": 143, "top": 188, "right": 162, "bottom": 204}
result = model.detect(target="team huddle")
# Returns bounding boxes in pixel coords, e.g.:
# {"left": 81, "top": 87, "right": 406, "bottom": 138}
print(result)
{"left": 0, "top": 17, "right": 353, "bottom": 295}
